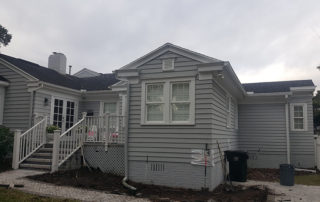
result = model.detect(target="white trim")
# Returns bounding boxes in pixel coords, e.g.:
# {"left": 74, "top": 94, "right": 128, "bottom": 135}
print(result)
{"left": 226, "top": 94, "right": 232, "bottom": 128}
{"left": 50, "top": 96, "right": 79, "bottom": 132}
{"left": 0, "top": 81, "right": 9, "bottom": 86}
{"left": 119, "top": 43, "right": 218, "bottom": 71}
{"left": 285, "top": 103, "right": 291, "bottom": 164}
{"left": 290, "top": 86, "right": 316, "bottom": 92}
{"left": 162, "top": 58, "right": 175, "bottom": 71}
{"left": 246, "top": 92, "right": 292, "bottom": 96}
{"left": 290, "top": 103, "right": 308, "bottom": 131}
{"left": 99, "top": 100, "right": 119, "bottom": 116}
{"left": 0, "top": 59, "right": 38, "bottom": 81}
{"left": 141, "top": 77, "right": 195, "bottom": 125}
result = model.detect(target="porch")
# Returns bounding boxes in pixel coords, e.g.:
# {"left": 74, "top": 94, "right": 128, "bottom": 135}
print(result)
{"left": 11, "top": 113, "right": 126, "bottom": 174}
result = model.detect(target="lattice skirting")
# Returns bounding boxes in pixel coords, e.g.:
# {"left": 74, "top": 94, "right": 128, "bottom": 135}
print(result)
{"left": 83, "top": 144, "right": 125, "bottom": 176}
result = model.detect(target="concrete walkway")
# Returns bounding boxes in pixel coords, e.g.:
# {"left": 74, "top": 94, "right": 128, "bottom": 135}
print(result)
{"left": 0, "top": 169, "right": 149, "bottom": 202}
{"left": 236, "top": 180, "right": 320, "bottom": 202}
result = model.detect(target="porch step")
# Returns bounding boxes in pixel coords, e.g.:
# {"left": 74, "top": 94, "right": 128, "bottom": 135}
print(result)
{"left": 32, "top": 152, "right": 52, "bottom": 157}
{"left": 20, "top": 163, "right": 51, "bottom": 170}
{"left": 38, "top": 147, "right": 53, "bottom": 153}
{"left": 25, "top": 158, "right": 52, "bottom": 164}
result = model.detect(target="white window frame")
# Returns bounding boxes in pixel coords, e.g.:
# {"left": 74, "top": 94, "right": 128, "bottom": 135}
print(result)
{"left": 226, "top": 95, "right": 232, "bottom": 128}
{"left": 162, "top": 58, "right": 175, "bottom": 71}
{"left": 290, "top": 103, "right": 308, "bottom": 131}
{"left": 141, "top": 77, "right": 195, "bottom": 125}
{"left": 99, "top": 101, "right": 119, "bottom": 116}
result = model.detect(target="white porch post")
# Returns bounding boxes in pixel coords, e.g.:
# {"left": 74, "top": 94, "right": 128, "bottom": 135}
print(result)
{"left": 51, "top": 129, "right": 61, "bottom": 173}
{"left": 12, "top": 129, "right": 21, "bottom": 169}
{"left": 105, "top": 113, "right": 109, "bottom": 151}
{"left": 81, "top": 112, "right": 87, "bottom": 143}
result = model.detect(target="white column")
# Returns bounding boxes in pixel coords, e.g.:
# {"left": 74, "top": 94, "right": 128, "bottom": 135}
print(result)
{"left": 12, "top": 129, "right": 21, "bottom": 169}
{"left": 51, "top": 129, "right": 61, "bottom": 173}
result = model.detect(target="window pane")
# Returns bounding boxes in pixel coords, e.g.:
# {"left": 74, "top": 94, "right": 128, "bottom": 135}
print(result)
{"left": 104, "top": 103, "right": 117, "bottom": 114}
{"left": 172, "top": 83, "right": 189, "bottom": 102}
{"left": 294, "top": 106, "right": 303, "bottom": 117}
{"left": 147, "top": 104, "right": 164, "bottom": 121}
{"left": 172, "top": 103, "right": 190, "bottom": 121}
{"left": 147, "top": 84, "right": 164, "bottom": 102}
{"left": 294, "top": 118, "right": 304, "bottom": 129}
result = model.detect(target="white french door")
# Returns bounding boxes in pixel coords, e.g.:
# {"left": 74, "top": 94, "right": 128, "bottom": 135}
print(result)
{"left": 52, "top": 97, "right": 78, "bottom": 132}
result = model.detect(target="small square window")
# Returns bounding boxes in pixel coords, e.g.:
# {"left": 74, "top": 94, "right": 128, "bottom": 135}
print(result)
{"left": 162, "top": 58, "right": 174, "bottom": 71}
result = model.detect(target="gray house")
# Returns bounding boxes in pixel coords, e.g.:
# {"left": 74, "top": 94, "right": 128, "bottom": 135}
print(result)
{"left": 0, "top": 43, "right": 316, "bottom": 191}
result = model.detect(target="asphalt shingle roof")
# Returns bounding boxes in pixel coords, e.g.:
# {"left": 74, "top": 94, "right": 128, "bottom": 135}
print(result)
{"left": 0, "top": 75, "right": 8, "bottom": 82}
{"left": 0, "top": 54, "right": 118, "bottom": 91}
{"left": 242, "top": 80, "right": 315, "bottom": 93}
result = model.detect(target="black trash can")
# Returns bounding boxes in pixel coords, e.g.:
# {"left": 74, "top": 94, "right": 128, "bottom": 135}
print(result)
{"left": 225, "top": 150, "right": 248, "bottom": 182}
{"left": 280, "top": 164, "right": 294, "bottom": 186}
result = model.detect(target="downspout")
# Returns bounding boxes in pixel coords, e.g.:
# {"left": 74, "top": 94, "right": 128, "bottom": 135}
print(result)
{"left": 122, "top": 82, "right": 137, "bottom": 192}
{"left": 285, "top": 95, "right": 291, "bottom": 164}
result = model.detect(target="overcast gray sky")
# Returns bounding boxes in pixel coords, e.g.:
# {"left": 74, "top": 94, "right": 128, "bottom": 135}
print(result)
{"left": 1, "top": 0, "right": 320, "bottom": 89}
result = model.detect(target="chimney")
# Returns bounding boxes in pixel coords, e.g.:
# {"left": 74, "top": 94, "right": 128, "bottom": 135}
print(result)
{"left": 48, "top": 52, "right": 67, "bottom": 74}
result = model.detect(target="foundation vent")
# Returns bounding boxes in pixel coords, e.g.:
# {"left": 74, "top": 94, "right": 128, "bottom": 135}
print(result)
{"left": 150, "top": 163, "right": 165, "bottom": 172}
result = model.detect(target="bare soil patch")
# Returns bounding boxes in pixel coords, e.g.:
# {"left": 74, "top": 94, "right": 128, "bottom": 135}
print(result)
{"left": 27, "top": 167, "right": 269, "bottom": 202}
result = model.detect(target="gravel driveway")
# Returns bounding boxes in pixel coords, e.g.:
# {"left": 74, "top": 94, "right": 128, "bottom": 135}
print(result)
{"left": 0, "top": 169, "right": 149, "bottom": 202}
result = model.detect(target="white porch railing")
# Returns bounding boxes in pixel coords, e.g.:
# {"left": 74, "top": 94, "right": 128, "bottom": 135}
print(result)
{"left": 12, "top": 116, "right": 48, "bottom": 169}
{"left": 51, "top": 113, "right": 87, "bottom": 172}
{"left": 84, "top": 114, "right": 125, "bottom": 144}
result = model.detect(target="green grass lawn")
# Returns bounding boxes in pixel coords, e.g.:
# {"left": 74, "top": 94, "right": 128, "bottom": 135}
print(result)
{"left": 295, "top": 174, "right": 320, "bottom": 186}
{"left": 0, "top": 188, "right": 79, "bottom": 202}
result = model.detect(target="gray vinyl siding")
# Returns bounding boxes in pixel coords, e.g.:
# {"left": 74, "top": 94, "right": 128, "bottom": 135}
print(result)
{"left": 128, "top": 52, "right": 212, "bottom": 163}
{"left": 289, "top": 94, "right": 315, "bottom": 168}
{"left": 79, "top": 101, "right": 100, "bottom": 117}
{"left": 211, "top": 81, "right": 239, "bottom": 164}
{"left": 33, "top": 92, "right": 51, "bottom": 122}
{"left": 0, "top": 63, "right": 31, "bottom": 131}
{"left": 238, "top": 103, "right": 287, "bottom": 168}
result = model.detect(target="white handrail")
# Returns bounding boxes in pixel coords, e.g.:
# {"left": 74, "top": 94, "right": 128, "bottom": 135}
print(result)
{"left": 60, "top": 117, "right": 85, "bottom": 138}
{"left": 51, "top": 113, "right": 87, "bottom": 172}
{"left": 12, "top": 116, "right": 48, "bottom": 169}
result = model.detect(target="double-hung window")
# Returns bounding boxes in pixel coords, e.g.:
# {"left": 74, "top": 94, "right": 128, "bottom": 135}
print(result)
{"left": 290, "top": 103, "right": 308, "bottom": 131}
{"left": 146, "top": 83, "right": 165, "bottom": 122}
{"left": 171, "top": 82, "right": 190, "bottom": 122}
{"left": 142, "top": 78, "right": 195, "bottom": 125}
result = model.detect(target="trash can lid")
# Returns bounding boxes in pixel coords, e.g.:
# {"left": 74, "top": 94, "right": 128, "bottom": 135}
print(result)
{"left": 280, "top": 164, "right": 294, "bottom": 168}
{"left": 224, "top": 150, "right": 248, "bottom": 159}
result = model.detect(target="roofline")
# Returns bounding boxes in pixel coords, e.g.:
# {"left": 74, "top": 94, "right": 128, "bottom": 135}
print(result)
{"left": 246, "top": 92, "right": 293, "bottom": 96}
{"left": 290, "top": 86, "right": 316, "bottom": 92}
{"left": 0, "top": 58, "right": 38, "bottom": 81}
{"left": 73, "top": 68, "right": 100, "bottom": 77}
{"left": 119, "top": 43, "right": 221, "bottom": 71}
{"left": 0, "top": 80, "right": 9, "bottom": 87}
{"left": 224, "top": 62, "right": 247, "bottom": 96}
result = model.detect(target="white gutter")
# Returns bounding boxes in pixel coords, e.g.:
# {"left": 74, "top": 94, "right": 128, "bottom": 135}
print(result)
{"left": 285, "top": 95, "right": 291, "bottom": 164}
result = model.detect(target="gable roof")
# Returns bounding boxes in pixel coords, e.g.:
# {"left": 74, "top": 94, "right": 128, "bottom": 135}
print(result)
{"left": 119, "top": 43, "right": 222, "bottom": 70}
{"left": 0, "top": 54, "right": 118, "bottom": 91}
{"left": 73, "top": 68, "right": 100, "bottom": 78}
{"left": 242, "top": 80, "right": 315, "bottom": 93}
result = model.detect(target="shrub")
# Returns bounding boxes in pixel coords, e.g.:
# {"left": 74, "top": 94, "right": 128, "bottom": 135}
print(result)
{"left": 0, "top": 125, "right": 13, "bottom": 162}
{"left": 46, "top": 125, "right": 60, "bottom": 133}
